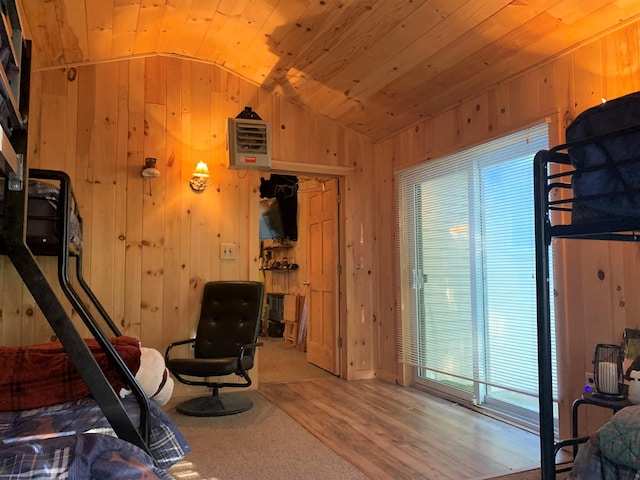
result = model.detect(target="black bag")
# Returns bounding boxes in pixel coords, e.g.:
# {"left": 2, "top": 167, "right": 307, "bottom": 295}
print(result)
{"left": 566, "top": 91, "right": 640, "bottom": 218}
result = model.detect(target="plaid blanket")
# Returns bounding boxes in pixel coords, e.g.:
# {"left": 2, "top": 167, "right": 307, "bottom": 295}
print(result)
{"left": 0, "top": 432, "right": 172, "bottom": 479}
{"left": 0, "top": 396, "right": 190, "bottom": 470}
{"left": 0, "top": 336, "right": 141, "bottom": 411}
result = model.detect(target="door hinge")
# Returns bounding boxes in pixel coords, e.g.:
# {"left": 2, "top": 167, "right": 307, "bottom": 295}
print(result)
{"left": 337, "top": 337, "right": 343, "bottom": 348}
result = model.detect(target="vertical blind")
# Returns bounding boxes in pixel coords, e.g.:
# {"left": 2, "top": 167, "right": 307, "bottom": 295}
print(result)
{"left": 395, "top": 123, "right": 556, "bottom": 399}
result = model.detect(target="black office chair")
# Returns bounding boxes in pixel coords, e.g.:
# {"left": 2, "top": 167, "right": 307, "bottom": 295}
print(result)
{"left": 165, "top": 281, "right": 264, "bottom": 416}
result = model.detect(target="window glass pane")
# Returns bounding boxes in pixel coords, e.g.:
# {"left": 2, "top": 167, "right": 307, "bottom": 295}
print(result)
{"left": 480, "top": 156, "right": 540, "bottom": 409}
{"left": 416, "top": 171, "right": 473, "bottom": 381}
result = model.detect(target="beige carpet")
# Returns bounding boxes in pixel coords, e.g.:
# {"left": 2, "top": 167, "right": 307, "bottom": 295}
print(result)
{"left": 165, "top": 389, "right": 369, "bottom": 480}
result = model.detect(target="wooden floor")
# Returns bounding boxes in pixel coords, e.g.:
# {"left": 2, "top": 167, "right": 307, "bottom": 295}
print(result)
{"left": 259, "top": 376, "right": 542, "bottom": 480}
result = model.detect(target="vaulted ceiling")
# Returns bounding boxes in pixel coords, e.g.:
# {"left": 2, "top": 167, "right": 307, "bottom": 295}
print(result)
{"left": 17, "top": 0, "right": 640, "bottom": 141}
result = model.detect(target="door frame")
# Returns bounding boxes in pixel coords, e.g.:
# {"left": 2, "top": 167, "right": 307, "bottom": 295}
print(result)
{"left": 268, "top": 161, "right": 350, "bottom": 379}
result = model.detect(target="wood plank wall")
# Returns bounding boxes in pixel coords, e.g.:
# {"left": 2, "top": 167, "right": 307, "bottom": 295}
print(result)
{"left": 378, "top": 20, "right": 640, "bottom": 438}
{"left": 0, "top": 56, "right": 379, "bottom": 384}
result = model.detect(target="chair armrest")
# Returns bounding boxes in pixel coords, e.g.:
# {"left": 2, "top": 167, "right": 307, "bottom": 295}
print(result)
{"left": 165, "top": 338, "right": 195, "bottom": 364}
{"left": 239, "top": 341, "right": 263, "bottom": 357}
{"left": 236, "top": 342, "right": 263, "bottom": 373}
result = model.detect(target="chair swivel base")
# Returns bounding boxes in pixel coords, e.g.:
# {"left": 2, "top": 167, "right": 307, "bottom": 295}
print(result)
{"left": 176, "top": 393, "right": 253, "bottom": 417}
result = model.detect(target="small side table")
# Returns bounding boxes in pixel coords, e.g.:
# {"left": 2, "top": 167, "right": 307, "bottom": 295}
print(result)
{"left": 571, "top": 390, "right": 632, "bottom": 457}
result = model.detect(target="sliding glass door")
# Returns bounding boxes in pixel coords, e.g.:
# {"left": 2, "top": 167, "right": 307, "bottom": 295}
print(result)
{"left": 397, "top": 124, "right": 556, "bottom": 427}
{"left": 413, "top": 170, "right": 477, "bottom": 403}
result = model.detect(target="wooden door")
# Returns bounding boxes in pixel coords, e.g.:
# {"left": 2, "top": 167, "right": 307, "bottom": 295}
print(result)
{"left": 306, "top": 177, "right": 340, "bottom": 375}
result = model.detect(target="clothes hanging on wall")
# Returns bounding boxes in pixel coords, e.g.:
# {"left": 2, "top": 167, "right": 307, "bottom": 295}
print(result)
{"left": 259, "top": 174, "right": 298, "bottom": 241}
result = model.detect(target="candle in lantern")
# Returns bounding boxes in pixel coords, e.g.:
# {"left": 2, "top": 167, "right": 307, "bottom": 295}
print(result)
{"left": 597, "top": 361, "right": 619, "bottom": 394}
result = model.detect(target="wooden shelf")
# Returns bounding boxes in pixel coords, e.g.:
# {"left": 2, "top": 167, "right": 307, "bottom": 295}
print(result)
{"left": 262, "top": 239, "right": 294, "bottom": 250}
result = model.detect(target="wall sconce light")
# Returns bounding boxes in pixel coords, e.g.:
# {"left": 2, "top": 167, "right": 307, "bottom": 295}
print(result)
{"left": 141, "top": 157, "right": 160, "bottom": 196}
{"left": 141, "top": 157, "right": 160, "bottom": 178}
{"left": 189, "top": 161, "right": 212, "bottom": 193}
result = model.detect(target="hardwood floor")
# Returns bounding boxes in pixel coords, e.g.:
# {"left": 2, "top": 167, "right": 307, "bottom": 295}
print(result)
{"left": 260, "top": 377, "right": 541, "bottom": 479}
{"left": 257, "top": 338, "right": 542, "bottom": 479}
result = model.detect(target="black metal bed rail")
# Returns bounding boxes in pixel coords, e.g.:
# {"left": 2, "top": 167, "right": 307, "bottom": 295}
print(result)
{"left": 534, "top": 149, "right": 556, "bottom": 480}
{"left": 28, "top": 169, "right": 123, "bottom": 337}
{"left": 31, "top": 169, "right": 126, "bottom": 337}
{"left": 534, "top": 124, "right": 640, "bottom": 480}
{"left": 27, "top": 168, "right": 151, "bottom": 450}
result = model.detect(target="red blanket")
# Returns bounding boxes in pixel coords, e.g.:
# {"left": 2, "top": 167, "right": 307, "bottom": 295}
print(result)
{"left": 0, "top": 336, "right": 141, "bottom": 411}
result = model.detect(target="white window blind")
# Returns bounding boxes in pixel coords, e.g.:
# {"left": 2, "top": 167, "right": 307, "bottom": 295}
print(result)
{"left": 395, "top": 123, "right": 556, "bottom": 405}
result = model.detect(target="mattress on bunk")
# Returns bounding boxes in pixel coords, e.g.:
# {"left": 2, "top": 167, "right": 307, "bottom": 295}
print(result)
{"left": 0, "top": 395, "right": 190, "bottom": 471}
{"left": 566, "top": 91, "right": 640, "bottom": 220}
{"left": 0, "top": 179, "right": 83, "bottom": 252}
{"left": 0, "top": 432, "right": 172, "bottom": 480}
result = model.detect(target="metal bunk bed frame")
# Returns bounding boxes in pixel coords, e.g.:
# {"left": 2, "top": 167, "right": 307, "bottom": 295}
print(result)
{"left": 534, "top": 125, "right": 640, "bottom": 480}
{"left": 0, "top": 40, "right": 153, "bottom": 459}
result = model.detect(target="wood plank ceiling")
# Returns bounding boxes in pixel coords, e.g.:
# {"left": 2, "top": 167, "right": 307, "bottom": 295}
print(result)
{"left": 17, "top": 0, "right": 640, "bottom": 141}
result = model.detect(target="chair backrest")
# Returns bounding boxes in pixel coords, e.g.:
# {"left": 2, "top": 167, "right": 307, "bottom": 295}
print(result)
{"left": 194, "top": 281, "right": 264, "bottom": 360}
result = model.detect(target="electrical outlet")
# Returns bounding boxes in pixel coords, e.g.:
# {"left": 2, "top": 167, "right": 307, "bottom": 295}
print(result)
{"left": 585, "top": 372, "right": 595, "bottom": 388}
{"left": 220, "top": 243, "right": 237, "bottom": 260}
